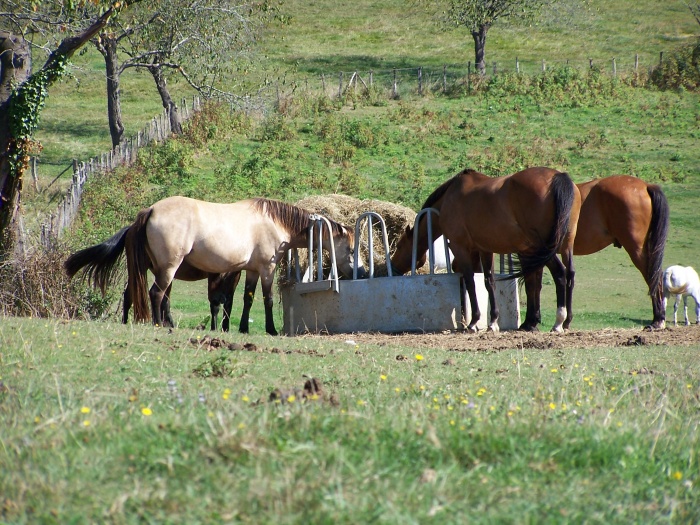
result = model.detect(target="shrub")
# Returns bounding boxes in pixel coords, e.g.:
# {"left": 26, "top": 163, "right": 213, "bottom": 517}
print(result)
{"left": 651, "top": 39, "right": 700, "bottom": 91}
{"left": 182, "top": 101, "right": 253, "bottom": 147}
{"left": 0, "top": 243, "right": 117, "bottom": 319}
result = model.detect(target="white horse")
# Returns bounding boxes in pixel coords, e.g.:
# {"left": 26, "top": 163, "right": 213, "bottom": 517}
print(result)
{"left": 662, "top": 265, "right": 700, "bottom": 326}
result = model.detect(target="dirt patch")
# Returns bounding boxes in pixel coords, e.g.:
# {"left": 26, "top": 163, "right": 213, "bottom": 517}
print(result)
{"left": 289, "top": 325, "right": 700, "bottom": 351}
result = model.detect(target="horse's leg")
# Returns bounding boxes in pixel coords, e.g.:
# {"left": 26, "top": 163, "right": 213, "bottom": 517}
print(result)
{"left": 459, "top": 275, "right": 468, "bottom": 329}
{"left": 260, "top": 273, "right": 278, "bottom": 336}
{"left": 481, "top": 253, "right": 499, "bottom": 332}
{"left": 520, "top": 268, "right": 543, "bottom": 331}
{"left": 545, "top": 256, "right": 567, "bottom": 333}
{"left": 161, "top": 283, "right": 175, "bottom": 328}
{"left": 694, "top": 293, "right": 700, "bottom": 325}
{"left": 221, "top": 272, "right": 241, "bottom": 333}
{"left": 208, "top": 274, "right": 221, "bottom": 331}
{"left": 149, "top": 268, "right": 176, "bottom": 327}
{"left": 452, "top": 249, "right": 479, "bottom": 332}
{"left": 239, "top": 272, "right": 259, "bottom": 334}
{"left": 561, "top": 250, "right": 576, "bottom": 330}
{"left": 122, "top": 286, "right": 131, "bottom": 324}
{"left": 622, "top": 244, "right": 666, "bottom": 329}
{"left": 683, "top": 294, "right": 690, "bottom": 326}
{"left": 673, "top": 295, "right": 680, "bottom": 326}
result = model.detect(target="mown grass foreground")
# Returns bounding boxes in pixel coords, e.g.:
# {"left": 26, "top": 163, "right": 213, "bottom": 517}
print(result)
{"left": 1, "top": 318, "right": 698, "bottom": 523}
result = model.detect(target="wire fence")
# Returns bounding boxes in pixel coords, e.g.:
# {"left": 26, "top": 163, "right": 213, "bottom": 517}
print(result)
{"left": 273, "top": 52, "right": 664, "bottom": 102}
{"left": 35, "top": 96, "right": 202, "bottom": 248}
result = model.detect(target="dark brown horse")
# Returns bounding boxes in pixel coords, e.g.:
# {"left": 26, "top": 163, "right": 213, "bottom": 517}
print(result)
{"left": 391, "top": 167, "right": 580, "bottom": 332}
{"left": 66, "top": 196, "right": 362, "bottom": 335}
{"left": 527, "top": 175, "right": 669, "bottom": 329}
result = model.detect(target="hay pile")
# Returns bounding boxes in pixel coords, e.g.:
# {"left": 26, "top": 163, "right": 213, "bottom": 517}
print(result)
{"left": 279, "top": 194, "right": 418, "bottom": 284}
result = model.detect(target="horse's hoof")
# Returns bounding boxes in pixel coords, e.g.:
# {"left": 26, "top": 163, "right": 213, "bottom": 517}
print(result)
{"left": 267, "top": 330, "right": 279, "bottom": 336}
{"left": 487, "top": 323, "right": 500, "bottom": 333}
{"left": 467, "top": 325, "right": 478, "bottom": 333}
{"left": 518, "top": 324, "right": 539, "bottom": 332}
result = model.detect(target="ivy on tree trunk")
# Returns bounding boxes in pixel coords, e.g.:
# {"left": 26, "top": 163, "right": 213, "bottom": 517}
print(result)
{"left": 0, "top": 9, "right": 114, "bottom": 258}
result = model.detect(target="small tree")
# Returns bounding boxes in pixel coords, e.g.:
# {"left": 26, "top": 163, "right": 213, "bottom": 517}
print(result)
{"left": 414, "top": 0, "right": 560, "bottom": 75}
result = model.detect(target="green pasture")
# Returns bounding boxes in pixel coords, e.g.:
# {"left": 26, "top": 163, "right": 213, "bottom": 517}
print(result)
{"left": 4, "top": 0, "right": 700, "bottom": 522}
{"left": 1, "top": 317, "right": 698, "bottom": 523}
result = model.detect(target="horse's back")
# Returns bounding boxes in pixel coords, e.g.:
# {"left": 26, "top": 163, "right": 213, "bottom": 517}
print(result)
{"left": 664, "top": 265, "right": 699, "bottom": 295}
{"left": 146, "top": 197, "right": 278, "bottom": 274}
{"left": 444, "top": 167, "right": 573, "bottom": 253}
{"left": 575, "top": 175, "right": 654, "bottom": 256}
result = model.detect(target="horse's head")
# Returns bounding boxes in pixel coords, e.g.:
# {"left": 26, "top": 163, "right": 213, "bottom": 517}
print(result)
{"left": 390, "top": 225, "right": 427, "bottom": 275}
{"left": 332, "top": 225, "right": 367, "bottom": 279}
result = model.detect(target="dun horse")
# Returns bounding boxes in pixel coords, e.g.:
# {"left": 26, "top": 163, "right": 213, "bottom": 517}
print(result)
{"left": 65, "top": 197, "right": 362, "bottom": 335}
{"left": 391, "top": 167, "right": 580, "bottom": 332}
{"left": 526, "top": 175, "right": 669, "bottom": 330}
{"left": 662, "top": 265, "right": 700, "bottom": 326}
{"left": 122, "top": 266, "right": 240, "bottom": 331}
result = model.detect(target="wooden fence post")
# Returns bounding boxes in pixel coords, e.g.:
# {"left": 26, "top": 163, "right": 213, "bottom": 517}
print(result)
{"left": 369, "top": 70, "right": 373, "bottom": 88}
{"left": 612, "top": 57, "right": 617, "bottom": 77}
{"left": 467, "top": 62, "right": 471, "bottom": 93}
{"left": 339, "top": 72, "right": 343, "bottom": 99}
{"left": 442, "top": 65, "right": 447, "bottom": 93}
{"left": 418, "top": 67, "right": 422, "bottom": 95}
{"left": 516, "top": 57, "right": 520, "bottom": 73}
{"left": 392, "top": 68, "right": 398, "bottom": 99}
{"left": 31, "top": 156, "right": 39, "bottom": 192}
{"left": 589, "top": 58, "right": 593, "bottom": 69}
{"left": 635, "top": 53, "right": 639, "bottom": 71}
{"left": 542, "top": 59, "right": 546, "bottom": 72}
{"left": 659, "top": 51, "right": 663, "bottom": 66}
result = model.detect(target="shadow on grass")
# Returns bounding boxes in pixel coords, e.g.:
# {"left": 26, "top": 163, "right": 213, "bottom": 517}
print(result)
{"left": 290, "top": 54, "right": 469, "bottom": 77}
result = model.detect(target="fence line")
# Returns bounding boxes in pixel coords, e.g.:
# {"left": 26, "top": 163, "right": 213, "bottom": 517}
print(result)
{"left": 274, "top": 52, "right": 664, "bottom": 103}
{"left": 37, "top": 96, "right": 201, "bottom": 247}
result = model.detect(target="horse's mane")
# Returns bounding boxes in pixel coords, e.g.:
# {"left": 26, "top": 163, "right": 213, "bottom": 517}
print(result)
{"left": 421, "top": 169, "right": 482, "bottom": 210}
{"left": 421, "top": 175, "right": 458, "bottom": 210}
{"left": 251, "top": 198, "right": 348, "bottom": 236}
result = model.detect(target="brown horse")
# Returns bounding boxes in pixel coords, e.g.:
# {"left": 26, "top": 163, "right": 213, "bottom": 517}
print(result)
{"left": 391, "top": 167, "right": 581, "bottom": 332}
{"left": 526, "top": 175, "right": 669, "bottom": 330}
{"left": 66, "top": 197, "right": 362, "bottom": 335}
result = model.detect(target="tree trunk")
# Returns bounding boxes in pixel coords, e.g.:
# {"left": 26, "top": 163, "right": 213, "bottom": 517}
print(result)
{"left": 96, "top": 35, "right": 125, "bottom": 148}
{"left": 0, "top": 33, "right": 32, "bottom": 256}
{"left": 0, "top": 9, "right": 114, "bottom": 258}
{"left": 149, "top": 65, "right": 183, "bottom": 134}
{"left": 471, "top": 23, "right": 490, "bottom": 76}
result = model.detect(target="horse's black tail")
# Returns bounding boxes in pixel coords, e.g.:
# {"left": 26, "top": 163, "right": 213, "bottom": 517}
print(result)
{"left": 516, "top": 171, "right": 576, "bottom": 278}
{"left": 645, "top": 184, "right": 670, "bottom": 299}
{"left": 125, "top": 208, "right": 153, "bottom": 322}
{"left": 64, "top": 226, "right": 130, "bottom": 294}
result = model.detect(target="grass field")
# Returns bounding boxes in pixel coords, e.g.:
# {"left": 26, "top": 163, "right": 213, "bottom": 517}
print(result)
{"left": 4, "top": 0, "right": 700, "bottom": 522}
{"left": 1, "top": 317, "right": 699, "bottom": 523}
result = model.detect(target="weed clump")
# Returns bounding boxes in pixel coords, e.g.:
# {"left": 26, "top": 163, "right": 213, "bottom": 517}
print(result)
{"left": 0, "top": 242, "right": 116, "bottom": 319}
